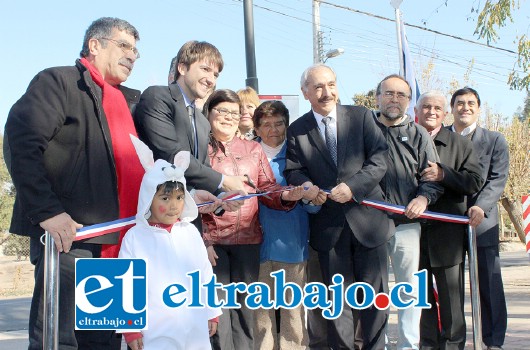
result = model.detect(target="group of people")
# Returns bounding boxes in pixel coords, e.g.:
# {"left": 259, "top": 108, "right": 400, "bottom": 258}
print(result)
{"left": 3, "top": 16, "right": 509, "bottom": 350}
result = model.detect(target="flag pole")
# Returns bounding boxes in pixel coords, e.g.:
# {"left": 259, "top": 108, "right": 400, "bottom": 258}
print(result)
{"left": 391, "top": 0, "right": 405, "bottom": 75}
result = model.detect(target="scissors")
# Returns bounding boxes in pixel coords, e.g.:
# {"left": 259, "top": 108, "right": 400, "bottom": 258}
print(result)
{"left": 244, "top": 174, "right": 272, "bottom": 200}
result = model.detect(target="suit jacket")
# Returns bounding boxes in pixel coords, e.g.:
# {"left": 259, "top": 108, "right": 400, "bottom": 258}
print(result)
{"left": 465, "top": 126, "right": 509, "bottom": 247}
{"left": 422, "top": 127, "right": 483, "bottom": 267}
{"left": 284, "top": 105, "right": 393, "bottom": 251}
{"left": 134, "top": 83, "right": 222, "bottom": 193}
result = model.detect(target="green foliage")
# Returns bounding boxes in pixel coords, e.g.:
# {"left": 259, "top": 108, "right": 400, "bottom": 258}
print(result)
{"left": 352, "top": 89, "right": 377, "bottom": 110}
{"left": 475, "top": 0, "right": 517, "bottom": 44}
{"left": 475, "top": 0, "right": 530, "bottom": 90}
{"left": 2, "top": 234, "right": 29, "bottom": 260}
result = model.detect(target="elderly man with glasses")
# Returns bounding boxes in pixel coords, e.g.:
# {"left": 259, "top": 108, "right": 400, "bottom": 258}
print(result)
{"left": 374, "top": 74, "right": 444, "bottom": 350}
{"left": 4, "top": 17, "right": 142, "bottom": 349}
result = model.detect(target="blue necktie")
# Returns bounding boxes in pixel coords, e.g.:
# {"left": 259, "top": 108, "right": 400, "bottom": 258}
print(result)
{"left": 321, "top": 117, "right": 337, "bottom": 165}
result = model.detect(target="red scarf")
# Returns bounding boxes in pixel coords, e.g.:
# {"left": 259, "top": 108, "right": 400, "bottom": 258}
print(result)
{"left": 80, "top": 58, "right": 144, "bottom": 258}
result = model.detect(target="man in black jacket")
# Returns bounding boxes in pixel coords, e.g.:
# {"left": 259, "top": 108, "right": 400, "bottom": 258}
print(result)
{"left": 416, "top": 90, "right": 483, "bottom": 349}
{"left": 4, "top": 17, "right": 141, "bottom": 349}
{"left": 374, "top": 75, "right": 443, "bottom": 350}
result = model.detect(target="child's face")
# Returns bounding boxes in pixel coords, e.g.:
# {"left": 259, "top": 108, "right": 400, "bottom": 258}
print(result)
{"left": 148, "top": 187, "right": 185, "bottom": 225}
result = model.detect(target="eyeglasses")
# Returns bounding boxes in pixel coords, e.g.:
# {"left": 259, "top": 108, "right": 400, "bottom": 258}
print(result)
{"left": 101, "top": 38, "right": 140, "bottom": 59}
{"left": 212, "top": 107, "right": 241, "bottom": 121}
{"left": 382, "top": 91, "right": 410, "bottom": 101}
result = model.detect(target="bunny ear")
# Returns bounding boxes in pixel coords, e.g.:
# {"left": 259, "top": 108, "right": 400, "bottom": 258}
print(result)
{"left": 130, "top": 134, "right": 155, "bottom": 170}
{"left": 173, "top": 151, "right": 191, "bottom": 171}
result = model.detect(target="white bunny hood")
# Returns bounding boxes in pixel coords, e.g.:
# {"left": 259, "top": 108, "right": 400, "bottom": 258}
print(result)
{"left": 130, "top": 135, "right": 198, "bottom": 225}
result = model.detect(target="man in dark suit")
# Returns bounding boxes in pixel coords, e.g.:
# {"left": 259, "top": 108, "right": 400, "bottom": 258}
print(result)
{"left": 285, "top": 64, "right": 394, "bottom": 349}
{"left": 416, "top": 91, "right": 484, "bottom": 349}
{"left": 449, "top": 87, "right": 509, "bottom": 350}
{"left": 134, "top": 40, "right": 246, "bottom": 194}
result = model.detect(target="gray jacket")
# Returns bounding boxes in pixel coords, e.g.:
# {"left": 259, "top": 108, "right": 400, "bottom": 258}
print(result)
{"left": 374, "top": 113, "right": 444, "bottom": 225}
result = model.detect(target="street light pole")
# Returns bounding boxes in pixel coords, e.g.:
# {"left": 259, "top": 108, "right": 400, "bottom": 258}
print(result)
{"left": 243, "top": 0, "right": 259, "bottom": 92}
{"left": 323, "top": 48, "right": 345, "bottom": 63}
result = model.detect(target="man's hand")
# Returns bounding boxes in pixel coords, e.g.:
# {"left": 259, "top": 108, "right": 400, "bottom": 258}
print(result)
{"left": 329, "top": 183, "right": 353, "bottom": 203}
{"left": 404, "top": 195, "right": 428, "bottom": 219}
{"left": 39, "top": 213, "right": 83, "bottom": 253}
{"left": 281, "top": 186, "right": 304, "bottom": 201}
{"left": 206, "top": 245, "right": 218, "bottom": 266}
{"left": 467, "top": 205, "right": 485, "bottom": 228}
{"left": 193, "top": 190, "right": 223, "bottom": 214}
{"left": 312, "top": 190, "right": 328, "bottom": 205}
{"left": 219, "top": 190, "right": 245, "bottom": 212}
{"left": 222, "top": 175, "right": 248, "bottom": 193}
{"left": 421, "top": 161, "right": 444, "bottom": 182}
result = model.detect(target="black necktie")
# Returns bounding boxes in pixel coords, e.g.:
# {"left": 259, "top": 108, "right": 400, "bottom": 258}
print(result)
{"left": 187, "top": 105, "right": 198, "bottom": 158}
{"left": 321, "top": 117, "right": 337, "bottom": 165}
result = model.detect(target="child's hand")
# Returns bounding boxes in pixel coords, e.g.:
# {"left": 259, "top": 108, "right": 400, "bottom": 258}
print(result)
{"left": 207, "top": 246, "right": 218, "bottom": 266}
{"left": 128, "top": 338, "right": 143, "bottom": 350}
{"left": 208, "top": 320, "right": 218, "bottom": 336}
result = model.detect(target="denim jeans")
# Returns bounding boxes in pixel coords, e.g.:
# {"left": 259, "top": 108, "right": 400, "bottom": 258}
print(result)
{"left": 388, "top": 222, "right": 421, "bottom": 350}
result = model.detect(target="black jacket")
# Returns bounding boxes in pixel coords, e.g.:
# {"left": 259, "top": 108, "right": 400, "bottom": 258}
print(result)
{"left": 421, "top": 127, "right": 483, "bottom": 267}
{"left": 285, "top": 105, "right": 393, "bottom": 250}
{"left": 4, "top": 60, "right": 140, "bottom": 244}
{"left": 374, "top": 113, "right": 444, "bottom": 225}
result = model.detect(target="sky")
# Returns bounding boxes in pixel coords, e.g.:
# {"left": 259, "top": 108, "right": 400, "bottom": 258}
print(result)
{"left": 1, "top": 0, "right": 529, "bottom": 134}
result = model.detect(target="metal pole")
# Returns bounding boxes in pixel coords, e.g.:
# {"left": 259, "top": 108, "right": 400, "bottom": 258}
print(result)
{"left": 394, "top": 8, "right": 405, "bottom": 76}
{"left": 467, "top": 225, "right": 482, "bottom": 350}
{"left": 243, "top": 0, "right": 259, "bottom": 92}
{"left": 43, "top": 231, "right": 60, "bottom": 350}
{"left": 312, "top": 0, "right": 322, "bottom": 63}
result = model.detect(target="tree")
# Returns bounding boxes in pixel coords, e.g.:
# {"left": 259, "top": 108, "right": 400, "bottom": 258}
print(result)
{"left": 499, "top": 118, "right": 530, "bottom": 243}
{"left": 352, "top": 89, "right": 377, "bottom": 109}
{"left": 0, "top": 135, "right": 15, "bottom": 234}
{"left": 513, "top": 92, "right": 530, "bottom": 122}
{"left": 475, "top": 0, "right": 530, "bottom": 90}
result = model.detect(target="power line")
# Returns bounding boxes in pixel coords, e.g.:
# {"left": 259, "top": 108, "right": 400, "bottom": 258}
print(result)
{"left": 318, "top": 0, "right": 518, "bottom": 55}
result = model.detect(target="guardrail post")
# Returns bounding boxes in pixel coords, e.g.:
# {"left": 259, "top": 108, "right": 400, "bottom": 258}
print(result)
{"left": 43, "top": 231, "right": 59, "bottom": 350}
{"left": 467, "top": 225, "right": 482, "bottom": 350}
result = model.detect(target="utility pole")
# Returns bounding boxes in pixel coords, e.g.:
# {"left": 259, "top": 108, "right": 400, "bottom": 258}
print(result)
{"left": 312, "top": 0, "right": 323, "bottom": 63}
{"left": 243, "top": 0, "right": 259, "bottom": 92}
{"left": 391, "top": 0, "right": 405, "bottom": 76}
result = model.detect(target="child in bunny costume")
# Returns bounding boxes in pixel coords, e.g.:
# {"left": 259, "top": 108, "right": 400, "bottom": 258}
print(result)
{"left": 119, "top": 136, "right": 221, "bottom": 350}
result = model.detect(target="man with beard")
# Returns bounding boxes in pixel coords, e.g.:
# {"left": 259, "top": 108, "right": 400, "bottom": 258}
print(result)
{"left": 374, "top": 75, "right": 443, "bottom": 350}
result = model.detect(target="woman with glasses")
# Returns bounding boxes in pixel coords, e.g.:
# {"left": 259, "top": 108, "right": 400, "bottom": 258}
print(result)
{"left": 201, "top": 89, "right": 306, "bottom": 350}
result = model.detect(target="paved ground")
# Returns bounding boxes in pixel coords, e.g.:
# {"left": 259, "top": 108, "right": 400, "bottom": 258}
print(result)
{"left": 1, "top": 249, "right": 528, "bottom": 349}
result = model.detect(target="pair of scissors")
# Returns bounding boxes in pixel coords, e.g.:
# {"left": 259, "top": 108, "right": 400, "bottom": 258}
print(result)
{"left": 244, "top": 174, "right": 272, "bottom": 200}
